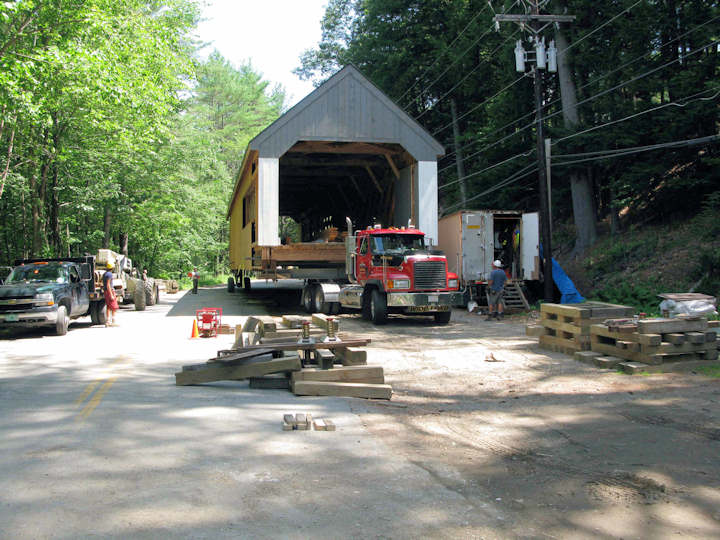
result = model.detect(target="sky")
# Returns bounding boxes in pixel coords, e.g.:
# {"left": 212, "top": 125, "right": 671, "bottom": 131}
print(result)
{"left": 196, "top": 0, "right": 329, "bottom": 107}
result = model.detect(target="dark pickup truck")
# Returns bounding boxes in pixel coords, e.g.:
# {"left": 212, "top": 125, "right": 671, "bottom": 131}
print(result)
{"left": 0, "top": 257, "right": 107, "bottom": 335}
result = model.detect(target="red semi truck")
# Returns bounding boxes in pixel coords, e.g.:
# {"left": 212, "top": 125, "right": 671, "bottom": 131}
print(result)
{"left": 295, "top": 219, "right": 463, "bottom": 325}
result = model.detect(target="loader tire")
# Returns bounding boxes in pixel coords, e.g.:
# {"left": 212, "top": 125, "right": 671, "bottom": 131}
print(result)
{"left": 144, "top": 280, "right": 155, "bottom": 306}
{"left": 134, "top": 282, "right": 146, "bottom": 311}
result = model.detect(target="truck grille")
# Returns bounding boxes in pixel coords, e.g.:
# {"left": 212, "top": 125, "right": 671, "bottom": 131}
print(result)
{"left": 413, "top": 261, "right": 447, "bottom": 290}
{"left": 0, "top": 303, "right": 33, "bottom": 312}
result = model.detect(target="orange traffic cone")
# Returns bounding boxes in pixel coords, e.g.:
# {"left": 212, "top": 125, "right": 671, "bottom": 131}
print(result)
{"left": 190, "top": 319, "right": 200, "bottom": 339}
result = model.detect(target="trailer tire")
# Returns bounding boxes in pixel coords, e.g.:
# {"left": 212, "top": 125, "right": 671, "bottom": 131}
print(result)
{"left": 243, "top": 276, "right": 251, "bottom": 292}
{"left": 313, "top": 284, "right": 329, "bottom": 314}
{"left": 227, "top": 277, "right": 235, "bottom": 293}
{"left": 433, "top": 310, "right": 452, "bottom": 324}
{"left": 55, "top": 305, "right": 69, "bottom": 336}
{"left": 134, "top": 283, "right": 146, "bottom": 311}
{"left": 370, "top": 289, "right": 388, "bottom": 325}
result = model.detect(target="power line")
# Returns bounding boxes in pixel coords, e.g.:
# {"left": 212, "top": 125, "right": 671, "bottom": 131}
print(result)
{"left": 401, "top": 1, "right": 519, "bottom": 109}
{"left": 396, "top": 3, "right": 492, "bottom": 104}
{"left": 439, "top": 149, "right": 532, "bottom": 190}
{"left": 443, "top": 163, "right": 538, "bottom": 214}
{"left": 415, "top": 30, "right": 521, "bottom": 120}
{"left": 553, "top": 86, "right": 720, "bottom": 145}
{"left": 558, "top": 0, "right": 644, "bottom": 58}
{"left": 438, "top": 10, "right": 719, "bottom": 166}
{"left": 552, "top": 134, "right": 720, "bottom": 166}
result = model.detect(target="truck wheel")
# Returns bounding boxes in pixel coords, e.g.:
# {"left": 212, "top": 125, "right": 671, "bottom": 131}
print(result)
{"left": 95, "top": 302, "right": 107, "bottom": 326}
{"left": 361, "top": 292, "right": 371, "bottom": 320}
{"left": 55, "top": 305, "right": 69, "bottom": 335}
{"left": 154, "top": 285, "right": 160, "bottom": 304}
{"left": 227, "top": 277, "right": 235, "bottom": 293}
{"left": 433, "top": 310, "right": 452, "bottom": 324}
{"left": 134, "top": 283, "right": 146, "bottom": 311}
{"left": 313, "top": 284, "right": 329, "bottom": 314}
{"left": 90, "top": 302, "right": 99, "bottom": 325}
{"left": 370, "top": 289, "right": 388, "bottom": 325}
{"left": 301, "top": 285, "right": 316, "bottom": 313}
{"left": 243, "top": 276, "right": 251, "bottom": 292}
{"left": 329, "top": 302, "right": 340, "bottom": 315}
{"left": 144, "top": 281, "right": 155, "bottom": 306}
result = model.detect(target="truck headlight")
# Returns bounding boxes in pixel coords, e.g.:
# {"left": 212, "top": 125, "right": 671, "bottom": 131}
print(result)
{"left": 34, "top": 293, "right": 54, "bottom": 306}
{"left": 388, "top": 279, "right": 410, "bottom": 289}
{"left": 448, "top": 279, "right": 458, "bottom": 289}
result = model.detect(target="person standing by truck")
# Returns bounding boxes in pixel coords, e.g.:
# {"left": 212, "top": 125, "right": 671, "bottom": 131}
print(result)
{"left": 103, "top": 262, "right": 119, "bottom": 326}
{"left": 191, "top": 267, "right": 199, "bottom": 294}
{"left": 486, "top": 260, "right": 506, "bottom": 321}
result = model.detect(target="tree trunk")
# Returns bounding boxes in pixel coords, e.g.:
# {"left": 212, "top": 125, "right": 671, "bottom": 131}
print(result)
{"left": 120, "top": 232, "right": 129, "bottom": 256}
{"left": 449, "top": 98, "right": 467, "bottom": 207}
{"left": 103, "top": 206, "right": 112, "bottom": 249}
{"left": 555, "top": 27, "right": 597, "bottom": 256}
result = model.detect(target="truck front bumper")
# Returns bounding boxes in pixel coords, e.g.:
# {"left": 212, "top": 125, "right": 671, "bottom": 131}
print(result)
{"left": 0, "top": 307, "right": 58, "bottom": 326}
{"left": 387, "top": 291, "right": 464, "bottom": 309}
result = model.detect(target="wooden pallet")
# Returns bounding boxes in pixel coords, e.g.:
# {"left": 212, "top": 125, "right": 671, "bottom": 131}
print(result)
{"left": 537, "top": 302, "right": 635, "bottom": 354}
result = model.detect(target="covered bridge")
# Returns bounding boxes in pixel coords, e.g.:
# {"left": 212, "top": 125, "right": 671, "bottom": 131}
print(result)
{"left": 227, "top": 64, "right": 445, "bottom": 277}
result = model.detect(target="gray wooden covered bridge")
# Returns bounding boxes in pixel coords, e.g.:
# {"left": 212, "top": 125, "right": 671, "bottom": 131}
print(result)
{"left": 227, "top": 65, "right": 445, "bottom": 277}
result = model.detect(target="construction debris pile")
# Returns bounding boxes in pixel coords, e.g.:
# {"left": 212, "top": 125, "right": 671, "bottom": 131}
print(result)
{"left": 175, "top": 314, "right": 392, "bottom": 400}
{"left": 530, "top": 301, "right": 720, "bottom": 374}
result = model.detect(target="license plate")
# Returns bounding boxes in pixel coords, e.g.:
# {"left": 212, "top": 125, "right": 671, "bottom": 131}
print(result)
{"left": 407, "top": 305, "right": 449, "bottom": 313}
{"left": 428, "top": 294, "right": 439, "bottom": 303}
{"left": 5, "top": 314, "right": 19, "bottom": 322}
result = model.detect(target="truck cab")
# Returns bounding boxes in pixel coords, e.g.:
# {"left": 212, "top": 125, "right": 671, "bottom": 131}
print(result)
{"left": 0, "top": 259, "right": 93, "bottom": 335}
{"left": 335, "top": 225, "right": 463, "bottom": 324}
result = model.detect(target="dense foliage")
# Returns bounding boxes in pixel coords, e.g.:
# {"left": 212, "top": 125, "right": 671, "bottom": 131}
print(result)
{"left": 296, "top": 0, "right": 720, "bottom": 253}
{"left": 0, "top": 0, "right": 284, "bottom": 277}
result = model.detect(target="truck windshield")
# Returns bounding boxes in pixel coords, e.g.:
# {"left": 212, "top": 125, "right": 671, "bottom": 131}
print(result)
{"left": 6, "top": 263, "right": 68, "bottom": 284}
{"left": 371, "top": 234, "right": 425, "bottom": 255}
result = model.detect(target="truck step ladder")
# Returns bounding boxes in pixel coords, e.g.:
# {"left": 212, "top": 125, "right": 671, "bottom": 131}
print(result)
{"left": 503, "top": 281, "right": 530, "bottom": 311}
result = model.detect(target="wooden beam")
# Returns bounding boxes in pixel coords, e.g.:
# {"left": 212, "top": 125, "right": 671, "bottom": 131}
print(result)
{"left": 385, "top": 154, "right": 400, "bottom": 180}
{"left": 290, "top": 141, "right": 398, "bottom": 156}
{"left": 292, "top": 380, "right": 392, "bottom": 400}
{"left": 175, "top": 357, "right": 302, "bottom": 386}
{"left": 364, "top": 165, "right": 383, "bottom": 193}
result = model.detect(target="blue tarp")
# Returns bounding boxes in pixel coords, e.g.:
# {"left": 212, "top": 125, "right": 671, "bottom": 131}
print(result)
{"left": 540, "top": 244, "right": 585, "bottom": 304}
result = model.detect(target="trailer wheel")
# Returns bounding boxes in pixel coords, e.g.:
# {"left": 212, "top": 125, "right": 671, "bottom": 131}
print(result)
{"left": 433, "top": 310, "right": 452, "bottom": 325}
{"left": 313, "top": 284, "right": 329, "bottom": 314}
{"left": 55, "top": 305, "right": 69, "bottom": 335}
{"left": 370, "top": 289, "right": 388, "bottom": 325}
{"left": 227, "top": 277, "right": 235, "bottom": 293}
{"left": 243, "top": 276, "right": 251, "bottom": 292}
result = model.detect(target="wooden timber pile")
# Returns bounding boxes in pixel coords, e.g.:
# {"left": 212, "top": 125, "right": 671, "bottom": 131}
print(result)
{"left": 536, "top": 302, "right": 636, "bottom": 354}
{"left": 175, "top": 314, "right": 392, "bottom": 400}
{"left": 584, "top": 317, "right": 720, "bottom": 373}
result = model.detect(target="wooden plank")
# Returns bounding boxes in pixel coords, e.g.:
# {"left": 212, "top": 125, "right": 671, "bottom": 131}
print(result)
{"left": 185, "top": 351, "right": 274, "bottom": 371}
{"left": 282, "top": 315, "right": 309, "bottom": 328}
{"left": 324, "top": 419, "right": 336, "bottom": 431}
{"left": 640, "top": 341, "right": 717, "bottom": 355}
{"left": 525, "top": 324, "right": 547, "bottom": 337}
{"left": 334, "top": 347, "right": 367, "bottom": 366}
{"left": 574, "top": 350, "right": 601, "bottom": 365}
{"left": 283, "top": 413, "right": 297, "bottom": 429}
{"left": 312, "top": 313, "right": 340, "bottom": 331}
{"left": 541, "top": 303, "right": 592, "bottom": 319}
{"left": 313, "top": 418, "right": 327, "bottom": 431}
{"left": 292, "top": 381, "right": 392, "bottom": 400}
{"left": 312, "top": 349, "right": 335, "bottom": 370}
{"left": 234, "top": 339, "right": 370, "bottom": 352}
{"left": 540, "top": 318, "right": 587, "bottom": 335}
{"left": 539, "top": 334, "right": 585, "bottom": 354}
{"left": 175, "top": 358, "right": 301, "bottom": 386}
{"left": 705, "top": 331, "right": 717, "bottom": 343}
{"left": 295, "top": 413, "right": 309, "bottom": 430}
{"left": 249, "top": 374, "right": 291, "bottom": 390}
{"left": 708, "top": 320, "right": 720, "bottom": 328}
{"left": 637, "top": 318, "right": 708, "bottom": 334}
{"left": 589, "top": 324, "right": 661, "bottom": 346}
{"left": 291, "top": 366, "right": 384, "bottom": 384}
{"left": 594, "top": 356, "right": 623, "bottom": 369}
{"left": 591, "top": 342, "right": 658, "bottom": 364}
{"left": 664, "top": 333, "right": 686, "bottom": 345}
{"left": 266, "top": 243, "right": 346, "bottom": 263}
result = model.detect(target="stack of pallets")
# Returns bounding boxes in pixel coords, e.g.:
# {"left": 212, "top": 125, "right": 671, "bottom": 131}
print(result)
{"left": 587, "top": 317, "right": 719, "bottom": 373}
{"left": 175, "top": 314, "right": 391, "bottom": 400}
{"left": 536, "top": 302, "right": 635, "bottom": 354}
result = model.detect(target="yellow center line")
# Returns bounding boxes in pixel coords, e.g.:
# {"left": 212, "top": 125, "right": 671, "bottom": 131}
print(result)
{"left": 74, "top": 380, "right": 101, "bottom": 405}
{"left": 77, "top": 377, "right": 117, "bottom": 421}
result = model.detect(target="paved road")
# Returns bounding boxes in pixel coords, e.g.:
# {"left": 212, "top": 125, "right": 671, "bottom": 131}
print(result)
{"left": 0, "top": 283, "right": 489, "bottom": 539}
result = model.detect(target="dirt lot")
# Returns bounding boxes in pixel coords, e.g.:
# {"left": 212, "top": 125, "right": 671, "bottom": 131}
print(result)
{"left": 1, "top": 283, "right": 719, "bottom": 539}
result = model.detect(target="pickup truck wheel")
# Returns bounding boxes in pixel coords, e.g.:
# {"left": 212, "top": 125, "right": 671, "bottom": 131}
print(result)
{"left": 55, "top": 305, "right": 69, "bottom": 335}
{"left": 370, "top": 289, "right": 388, "bottom": 325}
{"left": 313, "top": 284, "right": 329, "bottom": 314}
{"left": 227, "top": 277, "right": 235, "bottom": 293}
{"left": 134, "top": 283, "right": 146, "bottom": 311}
{"left": 433, "top": 310, "right": 452, "bottom": 324}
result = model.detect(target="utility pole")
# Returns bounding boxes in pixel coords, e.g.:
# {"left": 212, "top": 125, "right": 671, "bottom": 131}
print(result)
{"left": 494, "top": 1, "right": 574, "bottom": 302}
